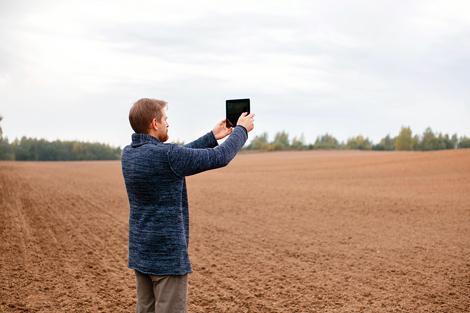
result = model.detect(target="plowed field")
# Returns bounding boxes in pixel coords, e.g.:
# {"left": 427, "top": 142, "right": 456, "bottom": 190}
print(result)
{"left": 1, "top": 150, "right": 469, "bottom": 312}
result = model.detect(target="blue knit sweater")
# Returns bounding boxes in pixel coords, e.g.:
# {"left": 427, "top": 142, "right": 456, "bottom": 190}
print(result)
{"left": 121, "top": 126, "right": 248, "bottom": 276}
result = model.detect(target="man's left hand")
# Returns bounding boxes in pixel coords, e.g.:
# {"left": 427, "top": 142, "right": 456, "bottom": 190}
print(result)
{"left": 212, "top": 119, "right": 233, "bottom": 140}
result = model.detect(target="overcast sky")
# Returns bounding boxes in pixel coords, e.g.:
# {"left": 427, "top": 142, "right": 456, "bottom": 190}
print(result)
{"left": 1, "top": 0, "right": 469, "bottom": 147}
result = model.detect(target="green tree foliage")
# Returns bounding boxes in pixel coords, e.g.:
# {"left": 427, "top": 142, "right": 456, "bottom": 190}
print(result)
{"left": 243, "top": 127, "right": 469, "bottom": 152}
{"left": 372, "top": 134, "right": 395, "bottom": 151}
{"left": 458, "top": 136, "right": 470, "bottom": 148}
{"left": 346, "top": 135, "right": 372, "bottom": 150}
{"left": 247, "top": 132, "right": 270, "bottom": 150}
{"left": 0, "top": 114, "right": 121, "bottom": 161}
{"left": 415, "top": 128, "right": 456, "bottom": 150}
{"left": 312, "top": 133, "right": 340, "bottom": 149}
{"left": 3, "top": 114, "right": 470, "bottom": 158}
{"left": 0, "top": 140, "right": 13, "bottom": 160}
{"left": 291, "top": 134, "right": 307, "bottom": 150}
{"left": 395, "top": 126, "right": 414, "bottom": 150}
{"left": 420, "top": 127, "right": 437, "bottom": 151}
{"left": 0, "top": 116, "right": 14, "bottom": 160}
{"left": 412, "top": 135, "right": 420, "bottom": 150}
{"left": 438, "top": 133, "right": 454, "bottom": 150}
{"left": 10, "top": 137, "right": 121, "bottom": 161}
{"left": 270, "top": 131, "right": 290, "bottom": 150}
{"left": 437, "top": 134, "right": 447, "bottom": 149}
{"left": 451, "top": 134, "right": 459, "bottom": 149}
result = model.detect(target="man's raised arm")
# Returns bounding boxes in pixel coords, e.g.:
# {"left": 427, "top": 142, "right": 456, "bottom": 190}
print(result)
{"left": 184, "top": 119, "right": 233, "bottom": 149}
{"left": 168, "top": 126, "right": 248, "bottom": 177}
{"left": 168, "top": 113, "right": 254, "bottom": 177}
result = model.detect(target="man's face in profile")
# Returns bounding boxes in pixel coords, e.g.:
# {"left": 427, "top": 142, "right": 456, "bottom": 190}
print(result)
{"left": 155, "top": 110, "right": 169, "bottom": 142}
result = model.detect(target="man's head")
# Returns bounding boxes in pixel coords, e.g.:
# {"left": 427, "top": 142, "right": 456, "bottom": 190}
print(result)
{"left": 129, "top": 98, "right": 169, "bottom": 142}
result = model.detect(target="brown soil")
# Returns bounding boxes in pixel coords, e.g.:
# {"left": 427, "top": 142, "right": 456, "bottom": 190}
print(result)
{"left": 1, "top": 150, "right": 469, "bottom": 312}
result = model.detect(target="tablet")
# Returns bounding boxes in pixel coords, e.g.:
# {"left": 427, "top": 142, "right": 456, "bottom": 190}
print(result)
{"left": 226, "top": 98, "right": 250, "bottom": 128}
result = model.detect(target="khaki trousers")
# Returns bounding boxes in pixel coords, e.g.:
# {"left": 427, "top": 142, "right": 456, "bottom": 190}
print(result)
{"left": 135, "top": 270, "right": 188, "bottom": 313}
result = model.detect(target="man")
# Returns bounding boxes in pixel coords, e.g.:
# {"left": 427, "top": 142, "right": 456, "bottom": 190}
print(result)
{"left": 121, "top": 98, "right": 254, "bottom": 313}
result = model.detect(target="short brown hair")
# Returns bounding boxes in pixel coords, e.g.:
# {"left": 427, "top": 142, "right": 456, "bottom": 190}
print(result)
{"left": 129, "top": 98, "right": 167, "bottom": 134}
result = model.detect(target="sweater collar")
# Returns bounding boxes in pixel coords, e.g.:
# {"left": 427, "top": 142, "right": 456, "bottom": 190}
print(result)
{"left": 131, "top": 133, "right": 162, "bottom": 147}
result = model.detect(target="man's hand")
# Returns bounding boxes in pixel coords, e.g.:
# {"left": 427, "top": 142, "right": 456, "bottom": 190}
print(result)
{"left": 212, "top": 119, "right": 233, "bottom": 140}
{"left": 237, "top": 112, "right": 255, "bottom": 132}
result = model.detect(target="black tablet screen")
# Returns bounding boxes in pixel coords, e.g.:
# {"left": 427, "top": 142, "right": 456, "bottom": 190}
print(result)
{"left": 226, "top": 98, "right": 250, "bottom": 128}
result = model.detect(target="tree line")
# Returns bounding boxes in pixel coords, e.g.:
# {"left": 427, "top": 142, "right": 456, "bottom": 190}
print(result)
{"left": 246, "top": 126, "right": 470, "bottom": 151}
{"left": 0, "top": 116, "right": 121, "bottom": 161}
{"left": 1, "top": 115, "right": 469, "bottom": 160}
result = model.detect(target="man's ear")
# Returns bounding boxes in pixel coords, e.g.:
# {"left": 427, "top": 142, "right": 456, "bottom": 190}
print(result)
{"left": 148, "top": 119, "right": 157, "bottom": 132}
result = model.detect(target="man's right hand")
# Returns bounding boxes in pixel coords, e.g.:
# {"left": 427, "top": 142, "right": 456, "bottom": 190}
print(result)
{"left": 237, "top": 112, "right": 255, "bottom": 132}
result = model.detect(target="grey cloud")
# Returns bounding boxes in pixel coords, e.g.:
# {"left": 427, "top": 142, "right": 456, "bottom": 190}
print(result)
{"left": 93, "top": 12, "right": 308, "bottom": 64}
{"left": 1, "top": 0, "right": 469, "bottom": 147}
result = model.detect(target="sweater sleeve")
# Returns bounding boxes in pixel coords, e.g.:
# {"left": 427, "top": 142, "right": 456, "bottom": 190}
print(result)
{"left": 168, "top": 126, "right": 248, "bottom": 177}
{"left": 184, "top": 131, "right": 219, "bottom": 149}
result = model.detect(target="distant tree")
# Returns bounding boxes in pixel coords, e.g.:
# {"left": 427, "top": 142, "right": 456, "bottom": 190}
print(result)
{"left": 395, "top": 126, "right": 414, "bottom": 150}
{"left": 0, "top": 116, "right": 14, "bottom": 160}
{"left": 291, "top": 134, "right": 306, "bottom": 150}
{"left": 11, "top": 137, "right": 121, "bottom": 161}
{"left": 0, "top": 140, "right": 13, "bottom": 160}
{"left": 458, "top": 136, "right": 470, "bottom": 148}
{"left": 312, "top": 133, "right": 340, "bottom": 149}
{"left": 271, "top": 131, "right": 290, "bottom": 150}
{"left": 346, "top": 135, "right": 372, "bottom": 150}
{"left": 418, "top": 128, "right": 455, "bottom": 151}
{"left": 372, "top": 134, "right": 395, "bottom": 151}
{"left": 451, "top": 134, "right": 459, "bottom": 149}
{"left": 412, "top": 135, "right": 421, "bottom": 150}
{"left": 439, "top": 133, "right": 454, "bottom": 150}
{"left": 420, "top": 127, "right": 437, "bottom": 151}
{"left": 247, "top": 132, "right": 269, "bottom": 150}
{"left": 372, "top": 143, "right": 382, "bottom": 151}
